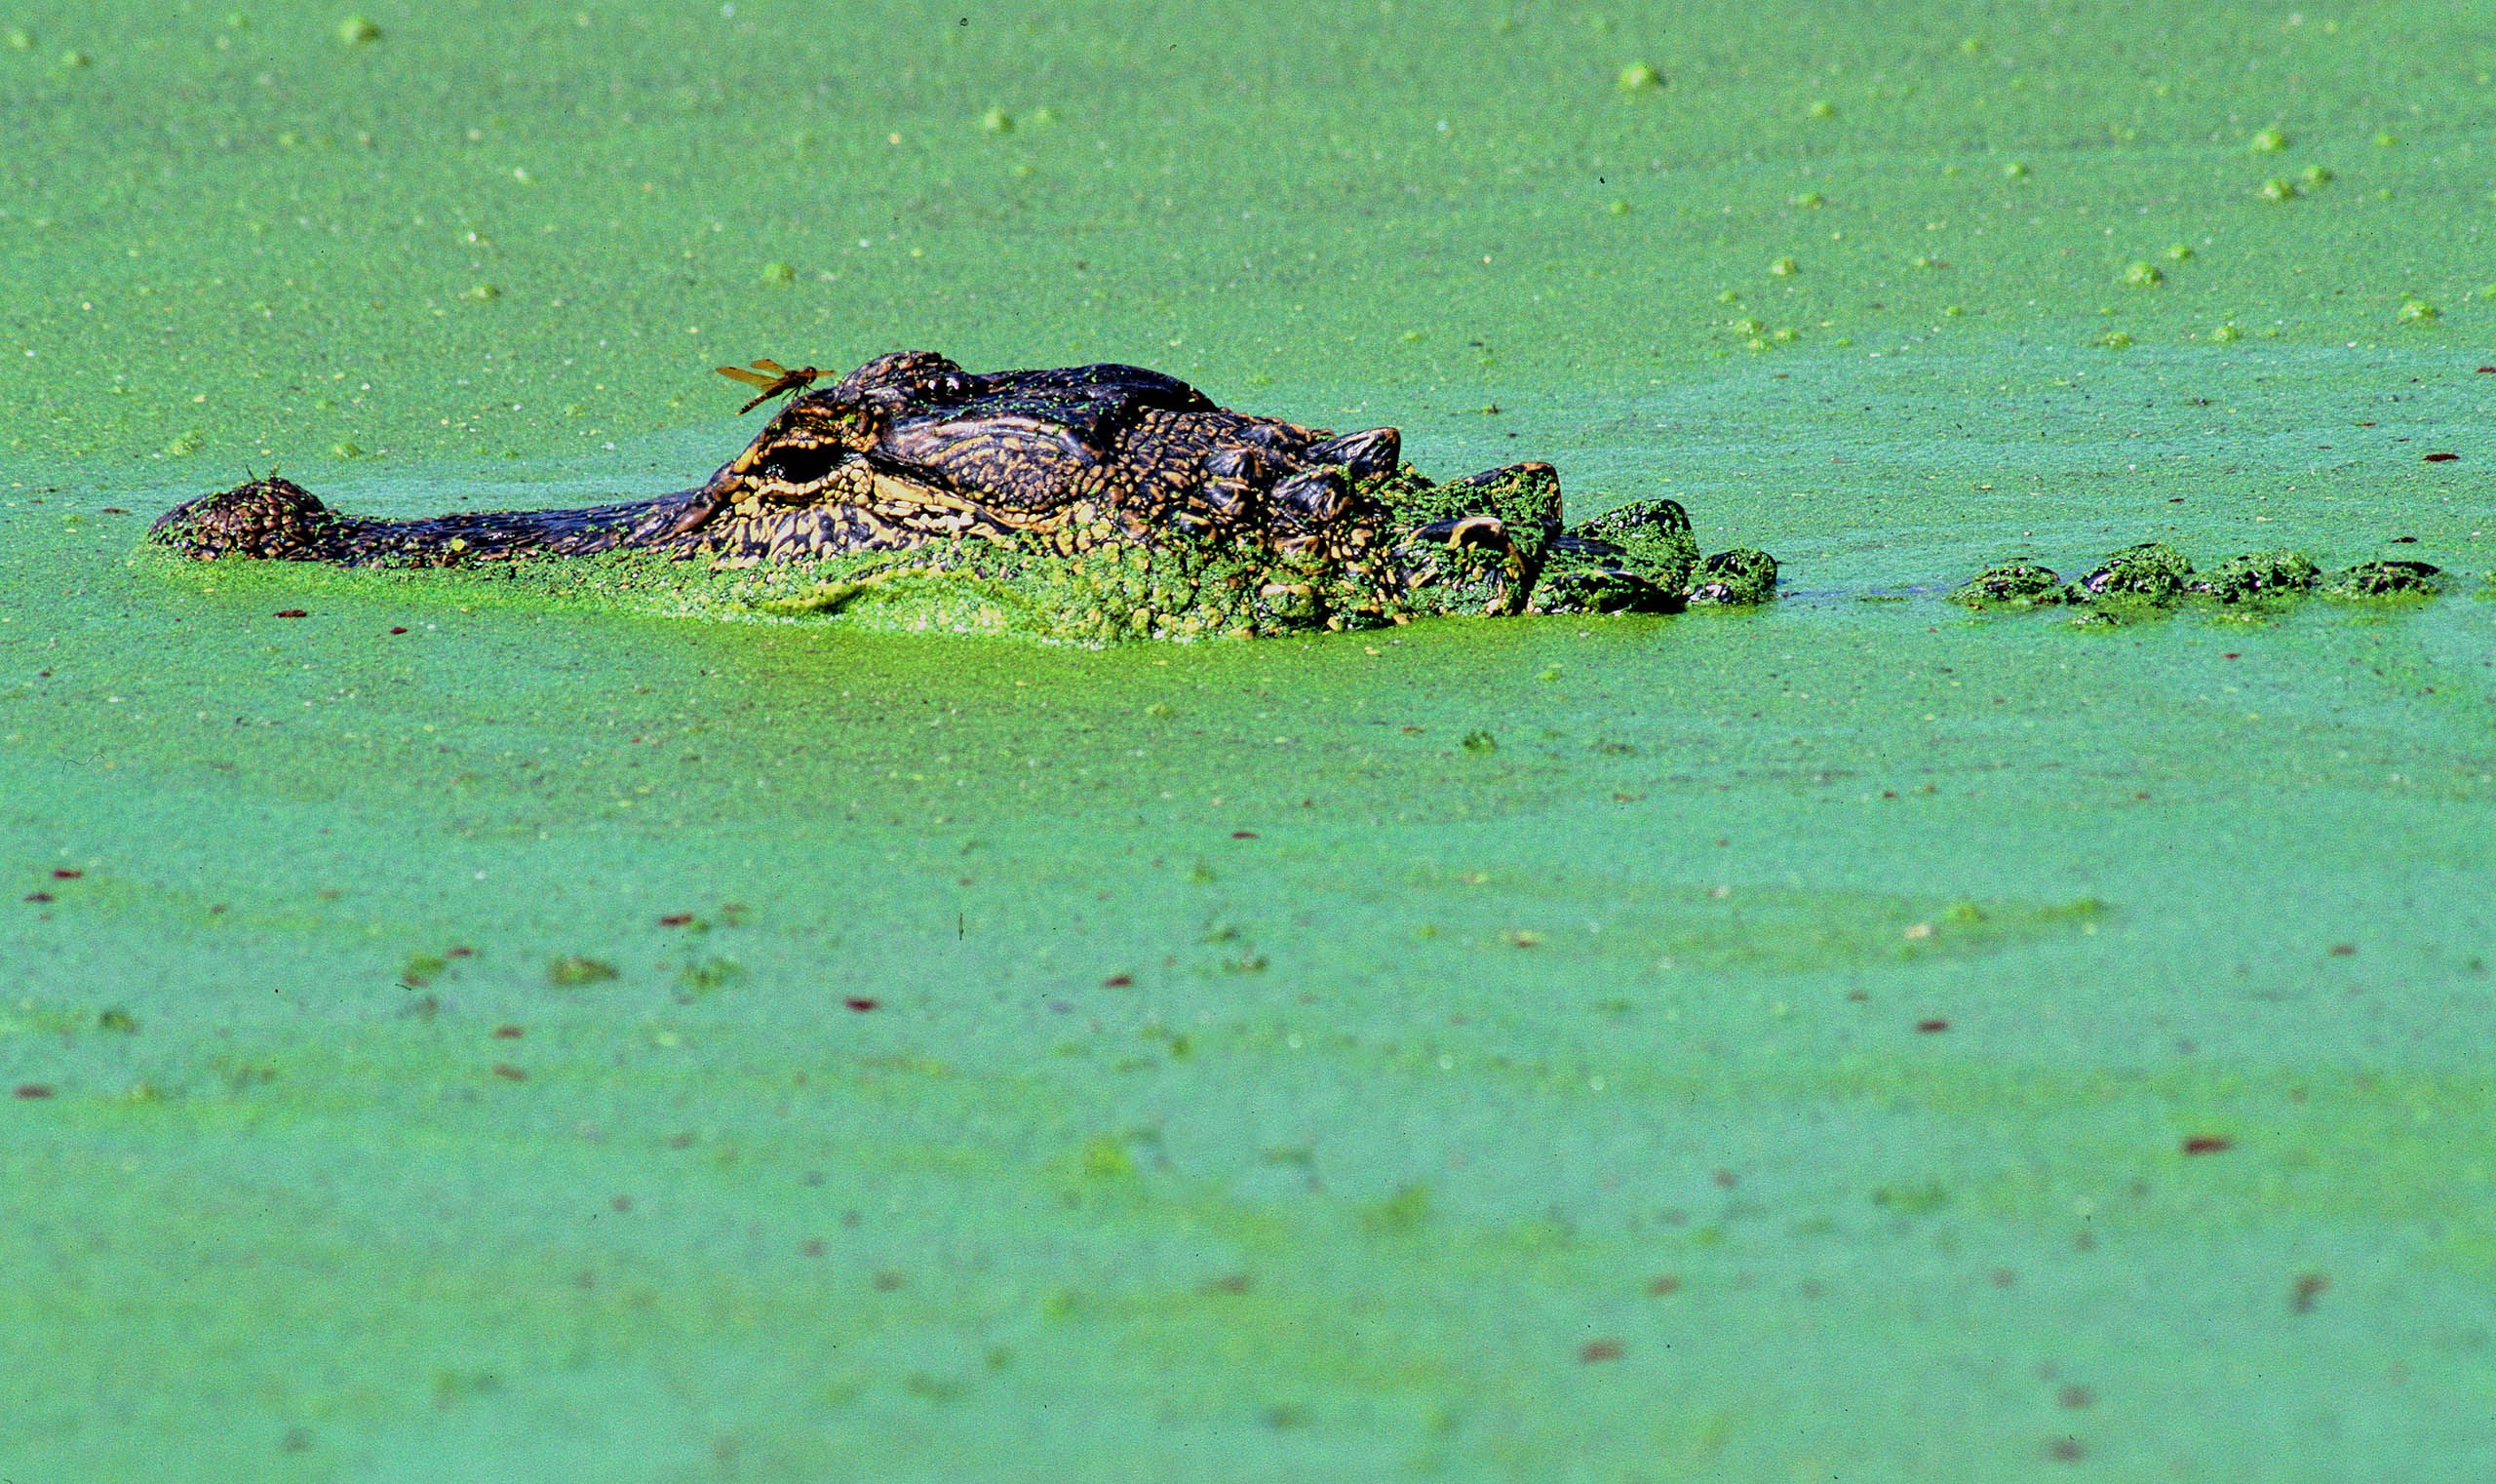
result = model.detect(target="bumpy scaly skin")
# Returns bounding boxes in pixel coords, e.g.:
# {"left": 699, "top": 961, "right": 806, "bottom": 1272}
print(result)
{"left": 151, "top": 351, "right": 1762, "bottom": 634}
{"left": 1953, "top": 545, "right": 2444, "bottom": 618}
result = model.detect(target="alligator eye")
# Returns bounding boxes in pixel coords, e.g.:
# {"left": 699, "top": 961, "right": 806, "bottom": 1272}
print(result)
{"left": 754, "top": 440, "right": 842, "bottom": 488}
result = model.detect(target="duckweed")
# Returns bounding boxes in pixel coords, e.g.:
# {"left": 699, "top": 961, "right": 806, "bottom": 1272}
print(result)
{"left": 2122, "top": 261, "right": 2164, "bottom": 289}
{"left": 2251, "top": 127, "right": 2289, "bottom": 152}
{"left": 548, "top": 956, "right": 619, "bottom": 986}
{"left": 1617, "top": 62, "right": 1663, "bottom": 93}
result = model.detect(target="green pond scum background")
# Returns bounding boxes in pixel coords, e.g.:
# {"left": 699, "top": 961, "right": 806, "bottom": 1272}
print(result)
{"left": 3, "top": 1, "right": 2493, "bottom": 1479}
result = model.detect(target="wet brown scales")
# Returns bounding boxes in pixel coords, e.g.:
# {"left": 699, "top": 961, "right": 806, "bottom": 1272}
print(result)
{"left": 153, "top": 350, "right": 1761, "bottom": 634}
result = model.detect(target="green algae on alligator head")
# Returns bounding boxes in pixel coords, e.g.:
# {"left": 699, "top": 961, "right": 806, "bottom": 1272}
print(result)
{"left": 2319, "top": 559, "right": 2443, "bottom": 600}
{"left": 1951, "top": 560, "right": 2069, "bottom": 608}
{"left": 2195, "top": 550, "right": 2322, "bottom": 605}
{"left": 145, "top": 352, "right": 1773, "bottom": 644}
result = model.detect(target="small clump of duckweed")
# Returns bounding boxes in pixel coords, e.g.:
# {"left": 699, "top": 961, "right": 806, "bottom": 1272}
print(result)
{"left": 979, "top": 106, "right": 1013, "bottom": 135}
{"left": 676, "top": 957, "right": 745, "bottom": 997}
{"left": 759, "top": 260, "right": 797, "bottom": 286}
{"left": 2300, "top": 164, "right": 2333, "bottom": 187}
{"left": 338, "top": 16, "right": 381, "bottom": 45}
{"left": 2099, "top": 331, "right": 2134, "bottom": 349}
{"left": 2251, "top": 127, "right": 2290, "bottom": 153}
{"left": 2396, "top": 297, "right": 2438, "bottom": 326}
{"left": 5, "top": 26, "right": 33, "bottom": 51}
{"left": 332, "top": 440, "right": 363, "bottom": 459}
{"left": 2165, "top": 244, "right": 2195, "bottom": 261}
{"left": 1688, "top": 548, "right": 1778, "bottom": 606}
{"left": 1951, "top": 561, "right": 2066, "bottom": 607}
{"left": 2375, "top": 131, "right": 2399, "bottom": 147}
{"left": 1617, "top": 61, "right": 1663, "bottom": 93}
{"left": 2258, "top": 177, "right": 2299, "bottom": 202}
{"left": 2002, "top": 160, "right": 2029, "bottom": 178}
{"left": 1770, "top": 256, "right": 1799, "bottom": 277}
{"left": 1790, "top": 190, "right": 1825, "bottom": 209}
{"left": 2320, "top": 560, "right": 2441, "bottom": 600}
{"left": 167, "top": 430, "right": 205, "bottom": 456}
{"left": 2122, "top": 261, "right": 2164, "bottom": 289}
{"left": 2210, "top": 322, "right": 2243, "bottom": 343}
{"left": 1807, "top": 100, "right": 1836, "bottom": 120}
{"left": 548, "top": 956, "right": 618, "bottom": 987}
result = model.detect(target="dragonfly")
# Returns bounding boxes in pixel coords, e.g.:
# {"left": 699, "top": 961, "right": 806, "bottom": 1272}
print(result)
{"left": 715, "top": 358, "right": 824, "bottom": 415}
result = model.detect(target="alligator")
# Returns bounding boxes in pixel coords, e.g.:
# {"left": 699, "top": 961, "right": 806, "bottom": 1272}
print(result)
{"left": 150, "top": 350, "right": 1774, "bottom": 640}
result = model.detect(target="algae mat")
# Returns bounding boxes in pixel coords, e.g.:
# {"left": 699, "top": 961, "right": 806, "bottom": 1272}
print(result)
{"left": 5, "top": 3, "right": 2495, "bottom": 1480}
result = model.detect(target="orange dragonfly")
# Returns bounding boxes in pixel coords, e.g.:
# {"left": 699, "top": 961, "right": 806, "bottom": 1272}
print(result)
{"left": 715, "top": 358, "right": 823, "bottom": 415}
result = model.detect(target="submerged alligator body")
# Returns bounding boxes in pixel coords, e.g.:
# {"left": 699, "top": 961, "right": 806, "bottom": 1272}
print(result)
{"left": 152, "top": 351, "right": 1774, "bottom": 640}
